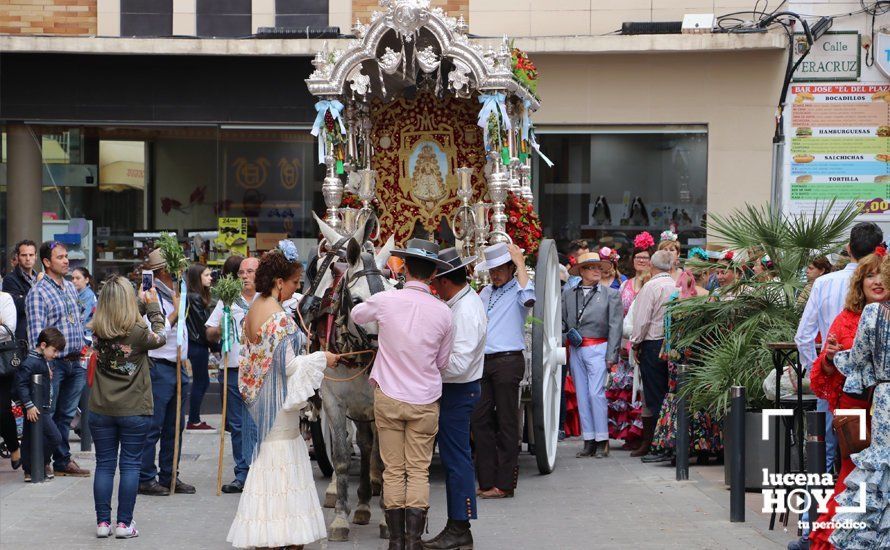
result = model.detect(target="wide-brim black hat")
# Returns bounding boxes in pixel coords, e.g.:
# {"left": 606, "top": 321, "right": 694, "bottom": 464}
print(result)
{"left": 391, "top": 238, "right": 452, "bottom": 272}
{"left": 434, "top": 247, "right": 475, "bottom": 278}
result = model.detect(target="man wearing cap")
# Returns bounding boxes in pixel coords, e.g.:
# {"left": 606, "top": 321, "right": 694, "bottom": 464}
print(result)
{"left": 138, "top": 249, "right": 195, "bottom": 496}
{"left": 426, "top": 248, "right": 486, "bottom": 549}
{"left": 472, "top": 242, "right": 534, "bottom": 499}
{"left": 351, "top": 239, "right": 454, "bottom": 550}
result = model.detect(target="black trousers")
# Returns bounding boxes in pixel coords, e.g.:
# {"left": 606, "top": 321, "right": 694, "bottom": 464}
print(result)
{"left": 471, "top": 352, "right": 524, "bottom": 492}
{"left": 21, "top": 409, "right": 62, "bottom": 475}
{"left": 639, "top": 340, "right": 670, "bottom": 418}
{"left": 0, "top": 375, "right": 19, "bottom": 453}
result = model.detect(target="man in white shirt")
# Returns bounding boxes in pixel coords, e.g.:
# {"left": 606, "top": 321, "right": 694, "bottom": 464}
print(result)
{"left": 428, "top": 248, "right": 486, "bottom": 549}
{"left": 789, "top": 222, "right": 882, "bottom": 550}
{"left": 138, "top": 249, "right": 194, "bottom": 496}
{"left": 795, "top": 222, "right": 883, "bottom": 468}
{"left": 206, "top": 255, "right": 257, "bottom": 494}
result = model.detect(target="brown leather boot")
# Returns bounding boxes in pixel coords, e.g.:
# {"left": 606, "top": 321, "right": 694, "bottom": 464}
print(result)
{"left": 405, "top": 508, "right": 427, "bottom": 550}
{"left": 422, "top": 519, "right": 473, "bottom": 549}
{"left": 630, "top": 416, "right": 655, "bottom": 458}
{"left": 385, "top": 508, "right": 406, "bottom": 550}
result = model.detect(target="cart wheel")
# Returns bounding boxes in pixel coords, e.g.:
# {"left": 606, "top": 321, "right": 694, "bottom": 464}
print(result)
{"left": 310, "top": 419, "right": 334, "bottom": 478}
{"left": 531, "top": 238, "right": 567, "bottom": 474}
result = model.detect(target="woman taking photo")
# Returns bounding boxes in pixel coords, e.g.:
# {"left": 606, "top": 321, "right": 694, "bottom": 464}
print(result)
{"left": 72, "top": 267, "right": 97, "bottom": 344}
{"left": 185, "top": 263, "right": 214, "bottom": 431}
{"left": 227, "top": 241, "right": 335, "bottom": 549}
{"left": 808, "top": 252, "right": 885, "bottom": 549}
{"left": 89, "top": 276, "right": 167, "bottom": 539}
{"left": 563, "top": 250, "right": 623, "bottom": 458}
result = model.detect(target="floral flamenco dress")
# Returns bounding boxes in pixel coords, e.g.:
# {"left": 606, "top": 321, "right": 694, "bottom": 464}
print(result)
{"left": 651, "top": 293, "right": 723, "bottom": 457}
{"left": 227, "top": 311, "right": 328, "bottom": 549}
{"left": 829, "top": 302, "right": 890, "bottom": 550}
{"left": 606, "top": 279, "right": 643, "bottom": 444}
{"left": 808, "top": 308, "right": 869, "bottom": 550}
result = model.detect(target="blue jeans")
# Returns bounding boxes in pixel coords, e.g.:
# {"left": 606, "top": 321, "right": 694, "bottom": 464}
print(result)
{"left": 91, "top": 412, "right": 151, "bottom": 525}
{"left": 140, "top": 358, "right": 190, "bottom": 486}
{"left": 223, "top": 368, "right": 251, "bottom": 482}
{"left": 439, "top": 381, "right": 481, "bottom": 521}
{"left": 50, "top": 358, "right": 86, "bottom": 470}
{"left": 187, "top": 343, "right": 210, "bottom": 424}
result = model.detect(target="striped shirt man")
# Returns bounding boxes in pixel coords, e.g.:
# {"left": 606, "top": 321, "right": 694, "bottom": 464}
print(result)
{"left": 794, "top": 262, "right": 858, "bottom": 371}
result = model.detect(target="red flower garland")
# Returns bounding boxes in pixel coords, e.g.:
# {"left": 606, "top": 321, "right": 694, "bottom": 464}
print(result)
{"left": 504, "top": 193, "right": 543, "bottom": 263}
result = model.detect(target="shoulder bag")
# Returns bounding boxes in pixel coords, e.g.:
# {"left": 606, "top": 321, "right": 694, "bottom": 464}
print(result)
{"left": 0, "top": 324, "right": 26, "bottom": 377}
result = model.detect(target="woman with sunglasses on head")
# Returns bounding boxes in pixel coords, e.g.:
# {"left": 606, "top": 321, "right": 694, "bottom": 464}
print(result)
{"left": 563, "top": 250, "right": 623, "bottom": 458}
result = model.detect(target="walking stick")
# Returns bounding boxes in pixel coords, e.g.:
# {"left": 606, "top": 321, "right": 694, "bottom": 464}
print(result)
{"left": 217, "top": 351, "right": 228, "bottom": 496}
{"left": 171, "top": 344, "right": 182, "bottom": 495}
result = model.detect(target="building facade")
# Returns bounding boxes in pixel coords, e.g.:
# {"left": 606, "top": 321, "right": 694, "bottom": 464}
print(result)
{"left": 1, "top": 0, "right": 886, "bottom": 276}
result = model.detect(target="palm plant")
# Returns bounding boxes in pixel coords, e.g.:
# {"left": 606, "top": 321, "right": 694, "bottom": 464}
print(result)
{"left": 671, "top": 201, "right": 860, "bottom": 415}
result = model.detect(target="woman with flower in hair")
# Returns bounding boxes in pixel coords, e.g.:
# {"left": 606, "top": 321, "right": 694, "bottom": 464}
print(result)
{"left": 610, "top": 232, "right": 654, "bottom": 451}
{"left": 227, "top": 241, "right": 337, "bottom": 550}
{"left": 597, "top": 246, "right": 626, "bottom": 289}
{"left": 658, "top": 230, "right": 682, "bottom": 274}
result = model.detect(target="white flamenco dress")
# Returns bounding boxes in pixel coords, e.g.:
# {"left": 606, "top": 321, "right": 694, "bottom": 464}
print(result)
{"left": 227, "top": 312, "right": 327, "bottom": 548}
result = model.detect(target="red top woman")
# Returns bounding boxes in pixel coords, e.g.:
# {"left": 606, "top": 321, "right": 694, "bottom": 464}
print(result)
{"left": 808, "top": 251, "right": 886, "bottom": 549}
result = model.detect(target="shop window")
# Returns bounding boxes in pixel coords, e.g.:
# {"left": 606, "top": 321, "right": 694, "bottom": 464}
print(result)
{"left": 535, "top": 130, "right": 708, "bottom": 263}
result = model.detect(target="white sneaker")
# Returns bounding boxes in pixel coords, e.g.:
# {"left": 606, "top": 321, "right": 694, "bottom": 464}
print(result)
{"left": 96, "top": 522, "right": 111, "bottom": 538}
{"left": 114, "top": 521, "right": 139, "bottom": 539}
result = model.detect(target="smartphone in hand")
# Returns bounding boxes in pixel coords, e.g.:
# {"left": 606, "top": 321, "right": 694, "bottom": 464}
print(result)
{"left": 141, "top": 270, "right": 154, "bottom": 292}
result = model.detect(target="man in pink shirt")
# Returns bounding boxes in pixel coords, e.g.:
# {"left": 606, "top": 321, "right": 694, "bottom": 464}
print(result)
{"left": 351, "top": 238, "right": 454, "bottom": 550}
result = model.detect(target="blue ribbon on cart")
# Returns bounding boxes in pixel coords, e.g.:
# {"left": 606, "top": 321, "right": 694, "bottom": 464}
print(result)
{"left": 310, "top": 99, "right": 347, "bottom": 164}
{"left": 477, "top": 93, "right": 511, "bottom": 151}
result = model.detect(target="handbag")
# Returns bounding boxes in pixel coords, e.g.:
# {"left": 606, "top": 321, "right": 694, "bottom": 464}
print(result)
{"left": 0, "top": 324, "right": 26, "bottom": 377}
{"left": 566, "top": 328, "right": 583, "bottom": 348}
{"left": 832, "top": 386, "right": 874, "bottom": 458}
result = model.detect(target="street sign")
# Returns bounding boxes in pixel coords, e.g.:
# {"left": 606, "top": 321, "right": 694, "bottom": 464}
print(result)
{"left": 792, "top": 31, "right": 860, "bottom": 82}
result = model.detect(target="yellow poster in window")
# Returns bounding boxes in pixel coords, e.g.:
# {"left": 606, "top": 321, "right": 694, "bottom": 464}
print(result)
{"left": 218, "top": 217, "right": 248, "bottom": 257}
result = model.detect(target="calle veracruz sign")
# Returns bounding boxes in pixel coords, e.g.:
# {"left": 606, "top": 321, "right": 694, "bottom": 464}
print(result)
{"left": 792, "top": 31, "right": 861, "bottom": 82}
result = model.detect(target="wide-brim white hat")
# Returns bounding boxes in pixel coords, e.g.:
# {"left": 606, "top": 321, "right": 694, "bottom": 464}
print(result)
{"left": 477, "top": 243, "right": 512, "bottom": 271}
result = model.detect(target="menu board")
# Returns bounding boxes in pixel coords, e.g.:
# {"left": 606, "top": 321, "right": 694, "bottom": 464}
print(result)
{"left": 785, "top": 84, "right": 890, "bottom": 217}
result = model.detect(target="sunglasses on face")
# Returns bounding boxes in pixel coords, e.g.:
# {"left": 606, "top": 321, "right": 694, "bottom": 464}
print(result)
{"left": 581, "top": 265, "right": 601, "bottom": 271}
{"left": 634, "top": 256, "right": 650, "bottom": 261}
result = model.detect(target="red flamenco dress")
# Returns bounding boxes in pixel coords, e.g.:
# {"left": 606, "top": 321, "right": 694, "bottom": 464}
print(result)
{"left": 808, "top": 308, "right": 870, "bottom": 550}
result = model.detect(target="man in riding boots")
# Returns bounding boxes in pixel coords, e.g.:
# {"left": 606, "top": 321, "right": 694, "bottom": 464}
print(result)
{"left": 472, "top": 242, "right": 535, "bottom": 499}
{"left": 427, "top": 248, "right": 486, "bottom": 549}
{"left": 351, "top": 239, "right": 454, "bottom": 550}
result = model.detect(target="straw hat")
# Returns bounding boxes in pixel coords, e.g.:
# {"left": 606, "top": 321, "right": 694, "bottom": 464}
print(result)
{"left": 144, "top": 249, "right": 165, "bottom": 271}
{"left": 568, "top": 251, "right": 611, "bottom": 276}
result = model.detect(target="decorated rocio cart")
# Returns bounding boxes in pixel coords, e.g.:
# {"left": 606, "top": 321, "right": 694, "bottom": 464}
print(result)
{"left": 304, "top": 0, "right": 567, "bottom": 475}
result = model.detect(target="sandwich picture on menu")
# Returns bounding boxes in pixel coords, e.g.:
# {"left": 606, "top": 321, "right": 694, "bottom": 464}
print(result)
{"left": 878, "top": 126, "right": 890, "bottom": 138}
{"left": 793, "top": 154, "right": 815, "bottom": 163}
{"left": 796, "top": 175, "right": 813, "bottom": 183}
{"left": 878, "top": 154, "right": 890, "bottom": 163}
{"left": 796, "top": 127, "right": 813, "bottom": 138}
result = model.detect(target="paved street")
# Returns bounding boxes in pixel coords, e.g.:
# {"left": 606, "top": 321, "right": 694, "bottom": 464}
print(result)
{"left": 0, "top": 415, "right": 797, "bottom": 550}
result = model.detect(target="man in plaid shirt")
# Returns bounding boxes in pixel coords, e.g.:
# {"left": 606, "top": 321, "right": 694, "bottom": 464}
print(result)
{"left": 26, "top": 241, "right": 90, "bottom": 477}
